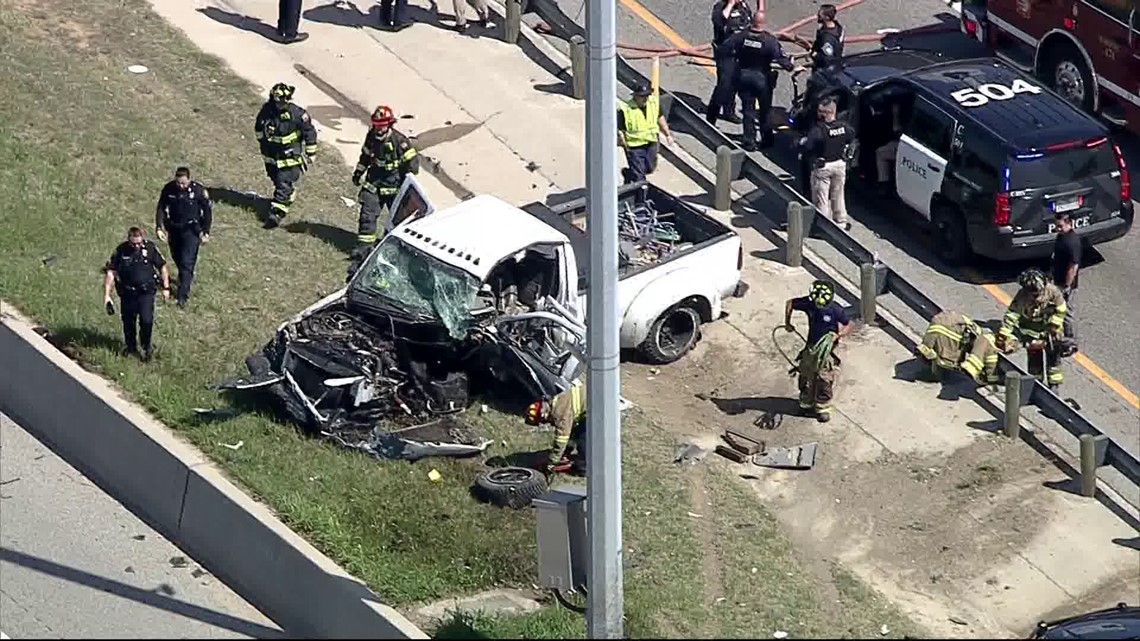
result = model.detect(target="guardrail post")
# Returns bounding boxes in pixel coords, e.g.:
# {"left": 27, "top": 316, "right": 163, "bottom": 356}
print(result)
{"left": 1003, "top": 371, "right": 1021, "bottom": 439}
{"left": 714, "top": 145, "right": 734, "bottom": 211}
{"left": 569, "top": 35, "right": 587, "bottom": 100}
{"left": 859, "top": 263, "right": 876, "bottom": 325}
{"left": 786, "top": 201, "right": 804, "bottom": 268}
{"left": 504, "top": 0, "right": 522, "bottom": 45}
{"left": 1079, "top": 433, "right": 1109, "bottom": 497}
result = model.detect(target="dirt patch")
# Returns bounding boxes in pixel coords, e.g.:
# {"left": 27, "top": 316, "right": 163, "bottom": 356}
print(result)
{"left": 623, "top": 330, "right": 1064, "bottom": 637}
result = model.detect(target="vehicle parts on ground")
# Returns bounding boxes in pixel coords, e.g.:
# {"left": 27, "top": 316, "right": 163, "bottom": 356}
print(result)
{"left": 472, "top": 466, "right": 550, "bottom": 509}
{"left": 752, "top": 442, "right": 819, "bottom": 470}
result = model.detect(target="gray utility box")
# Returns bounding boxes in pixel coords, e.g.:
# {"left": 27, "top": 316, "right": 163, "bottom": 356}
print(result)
{"left": 534, "top": 486, "right": 588, "bottom": 591}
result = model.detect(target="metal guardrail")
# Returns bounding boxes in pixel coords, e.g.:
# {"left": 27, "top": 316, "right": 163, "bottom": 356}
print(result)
{"left": 525, "top": 0, "right": 1140, "bottom": 490}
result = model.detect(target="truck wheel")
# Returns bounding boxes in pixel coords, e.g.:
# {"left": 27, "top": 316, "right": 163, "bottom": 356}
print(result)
{"left": 639, "top": 303, "right": 702, "bottom": 365}
{"left": 931, "top": 206, "right": 971, "bottom": 266}
{"left": 1042, "top": 45, "right": 1095, "bottom": 113}
{"left": 473, "top": 467, "right": 548, "bottom": 510}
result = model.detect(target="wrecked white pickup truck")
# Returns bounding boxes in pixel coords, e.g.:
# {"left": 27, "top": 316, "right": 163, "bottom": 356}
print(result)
{"left": 214, "top": 177, "right": 746, "bottom": 459}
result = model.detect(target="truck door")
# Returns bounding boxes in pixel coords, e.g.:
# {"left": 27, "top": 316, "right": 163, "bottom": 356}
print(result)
{"left": 896, "top": 97, "right": 956, "bottom": 220}
{"left": 382, "top": 174, "right": 437, "bottom": 235}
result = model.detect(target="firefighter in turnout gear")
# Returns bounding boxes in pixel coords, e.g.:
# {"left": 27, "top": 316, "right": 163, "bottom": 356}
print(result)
{"left": 996, "top": 268, "right": 1071, "bottom": 390}
{"left": 526, "top": 378, "right": 588, "bottom": 478}
{"left": 352, "top": 105, "right": 419, "bottom": 251}
{"left": 255, "top": 82, "right": 318, "bottom": 228}
{"left": 917, "top": 311, "right": 1001, "bottom": 385}
{"left": 784, "top": 280, "right": 851, "bottom": 422}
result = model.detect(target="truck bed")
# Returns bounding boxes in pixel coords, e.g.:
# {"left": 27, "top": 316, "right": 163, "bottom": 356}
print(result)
{"left": 521, "top": 182, "right": 736, "bottom": 293}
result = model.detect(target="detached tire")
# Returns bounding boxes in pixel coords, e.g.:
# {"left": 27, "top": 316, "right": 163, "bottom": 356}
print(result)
{"left": 638, "top": 303, "right": 702, "bottom": 365}
{"left": 931, "top": 206, "right": 971, "bottom": 266}
{"left": 473, "top": 466, "right": 548, "bottom": 510}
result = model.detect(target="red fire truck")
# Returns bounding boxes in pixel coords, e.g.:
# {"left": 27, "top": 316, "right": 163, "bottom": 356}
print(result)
{"left": 959, "top": 0, "right": 1140, "bottom": 136}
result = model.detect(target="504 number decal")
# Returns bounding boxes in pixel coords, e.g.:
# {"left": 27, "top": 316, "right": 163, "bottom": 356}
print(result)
{"left": 951, "top": 78, "right": 1042, "bottom": 108}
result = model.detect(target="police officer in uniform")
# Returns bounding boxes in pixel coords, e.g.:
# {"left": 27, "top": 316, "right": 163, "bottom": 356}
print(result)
{"left": 802, "top": 4, "right": 844, "bottom": 113}
{"left": 725, "top": 12, "right": 798, "bottom": 151}
{"left": 276, "top": 0, "right": 309, "bottom": 43}
{"left": 255, "top": 82, "right": 318, "bottom": 229}
{"left": 155, "top": 166, "right": 213, "bottom": 307}
{"left": 798, "top": 95, "right": 854, "bottom": 230}
{"left": 351, "top": 106, "right": 419, "bottom": 253}
{"left": 706, "top": 0, "right": 752, "bottom": 125}
{"left": 103, "top": 227, "right": 171, "bottom": 362}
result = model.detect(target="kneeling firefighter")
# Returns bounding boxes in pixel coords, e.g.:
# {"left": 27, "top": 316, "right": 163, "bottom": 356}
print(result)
{"left": 996, "top": 268, "right": 1075, "bottom": 391}
{"left": 917, "top": 311, "right": 1001, "bottom": 385}
{"left": 526, "top": 378, "right": 587, "bottom": 478}
{"left": 784, "top": 280, "right": 851, "bottom": 422}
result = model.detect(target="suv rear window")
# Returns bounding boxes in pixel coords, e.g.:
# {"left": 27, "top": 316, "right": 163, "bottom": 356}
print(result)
{"left": 1008, "top": 142, "right": 1118, "bottom": 189}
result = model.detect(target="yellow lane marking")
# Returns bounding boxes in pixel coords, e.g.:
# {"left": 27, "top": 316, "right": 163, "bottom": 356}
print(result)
{"left": 618, "top": 0, "right": 1140, "bottom": 410}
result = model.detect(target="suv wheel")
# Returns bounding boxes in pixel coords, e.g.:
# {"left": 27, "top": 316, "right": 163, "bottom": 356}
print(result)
{"left": 931, "top": 206, "right": 971, "bottom": 266}
{"left": 1042, "top": 46, "right": 1095, "bottom": 114}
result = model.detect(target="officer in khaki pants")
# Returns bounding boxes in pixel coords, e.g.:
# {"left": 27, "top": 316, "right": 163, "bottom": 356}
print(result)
{"left": 798, "top": 95, "right": 855, "bottom": 231}
{"left": 452, "top": 0, "right": 491, "bottom": 33}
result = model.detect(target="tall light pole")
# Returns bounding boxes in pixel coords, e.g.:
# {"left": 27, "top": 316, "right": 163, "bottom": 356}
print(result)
{"left": 583, "top": 0, "right": 623, "bottom": 632}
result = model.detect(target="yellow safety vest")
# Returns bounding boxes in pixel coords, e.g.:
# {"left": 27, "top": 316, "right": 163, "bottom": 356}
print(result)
{"left": 620, "top": 96, "right": 660, "bottom": 148}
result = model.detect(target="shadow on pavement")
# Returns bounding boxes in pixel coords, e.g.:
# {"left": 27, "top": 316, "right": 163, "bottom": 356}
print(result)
{"left": 707, "top": 395, "right": 802, "bottom": 417}
{"left": 0, "top": 547, "right": 286, "bottom": 639}
{"left": 196, "top": 7, "right": 279, "bottom": 41}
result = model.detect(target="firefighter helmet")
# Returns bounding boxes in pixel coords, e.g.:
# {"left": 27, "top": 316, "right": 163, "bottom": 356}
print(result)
{"left": 809, "top": 279, "right": 835, "bottom": 307}
{"left": 1018, "top": 268, "right": 1047, "bottom": 293}
{"left": 270, "top": 82, "right": 295, "bottom": 101}
{"left": 371, "top": 105, "right": 396, "bottom": 128}
{"left": 525, "top": 399, "right": 546, "bottom": 426}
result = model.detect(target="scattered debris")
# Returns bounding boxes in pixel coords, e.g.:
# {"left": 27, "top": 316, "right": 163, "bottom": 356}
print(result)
{"left": 673, "top": 441, "right": 709, "bottom": 465}
{"left": 219, "top": 440, "right": 244, "bottom": 451}
{"left": 428, "top": 469, "right": 443, "bottom": 483}
{"left": 132, "top": 534, "right": 146, "bottom": 541}
{"left": 480, "top": 404, "right": 488, "bottom": 413}
{"left": 169, "top": 556, "right": 188, "bottom": 568}
{"left": 525, "top": 161, "right": 540, "bottom": 172}
{"left": 948, "top": 616, "right": 969, "bottom": 626}
{"left": 124, "top": 566, "right": 135, "bottom": 574}
{"left": 715, "top": 597, "right": 727, "bottom": 603}
{"left": 191, "top": 568, "right": 207, "bottom": 578}
{"left": 340, "top": 196, "right": 357, "bottom": 208}
{"left": 774, "top": 631, "right": 789, "bottom": 639}
{"left": 127, "top": 64, "right": 149, "bottom": 74}
{"left": 715, "top": 445, "right": 750, "bottom": 463}
{"left": 753, "top": 442, "right": 818, "bottom": 470}
{"left": 0, "top": 477, "right": 21, "bottom": 486}
{"left": 191, "top": 407, "right": 239, "bottom": 418}
{"left": 880, "top": 624, "right": 890, "bottom": 635}
{"left": 723, "top": 429, "right": 764, "bottom": 455}
{"left": 41, "top": 254, "right": 57, "bottom": 267}
{"left": 686, "top": 511, "right": 702, "bottom": 518}
{"left": 750, "top": 567, "right": 758, "bottom": 574}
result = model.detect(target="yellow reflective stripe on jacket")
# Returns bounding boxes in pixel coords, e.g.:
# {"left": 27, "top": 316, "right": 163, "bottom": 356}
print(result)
{"left": 276, "top": 157, "right": 304, "bottom": 168}
{"left": 361, "top": 182, "right": 399, "bottom": 195}
{"left": 927, "top": 324, "right": 963, "bottom": 342}
{"left": 266, "top": 130, "right": 301, "bottom": 144}
{"left": 304, "top": 144, "right": 318, "bottom": 154}
{"left": 569, "top": 383, "right": 583, "bottom": 420}
{"left": 357, "top": 232, "right": 378, "bottom": 243}
{"left": 1047, "top": 302, "right": 1066, "bottom": 328}
{"left": 401, "top": 146, "right": 418, "bottom": 162}
{"left": 999, "top": 311, "right": 1019, "bottom": 337}
{"left": 619, "top": 96, "right": 660, "bottom": 147}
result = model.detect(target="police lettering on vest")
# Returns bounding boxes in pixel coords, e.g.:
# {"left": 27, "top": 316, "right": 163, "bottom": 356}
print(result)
{"left": 738, "top": 31, "right": 778, "bottom": 71}
{"left": 819, "top": 121, "right": 853, "bottom": 161}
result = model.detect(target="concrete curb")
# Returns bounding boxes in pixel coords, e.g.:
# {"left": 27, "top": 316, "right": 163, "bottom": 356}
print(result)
{"left": 0, "top": 301, "right": 428, "bottom": 640}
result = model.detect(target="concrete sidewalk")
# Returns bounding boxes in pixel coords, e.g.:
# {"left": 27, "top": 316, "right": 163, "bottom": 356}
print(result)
{"left": 147, "top": 0, "right": 1139, "bottom": 636}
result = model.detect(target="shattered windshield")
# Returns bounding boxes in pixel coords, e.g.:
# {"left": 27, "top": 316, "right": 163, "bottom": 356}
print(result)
{"left": 352, "top": 237, "right": 479, "bottom": 339}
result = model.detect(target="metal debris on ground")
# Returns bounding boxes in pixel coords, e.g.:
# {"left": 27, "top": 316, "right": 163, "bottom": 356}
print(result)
{"left": 723, "top": 429, "right": 764, "bottom": 455}
{"left": 132, "top": 534, "right": 146, "bottom": 541}
{"left": 191, "top": 568, "right": 208, "bottom": 578}
{"left": 219, "top": 440, "right": 244, "bottom": 451}
{"left": 715, "top": 445, "right": 750, "bottom": 463}
{"left": 673, "top": 441, "right": 709, "bottom": 465}
{"left": 949, "top": 616, "right": 969, "bottom": 626}
{"left": 752, "top": 442, "right": 818, "bottom": 470}
{"left": 169, "top": 556, "right": 188, "bottom": 568}
{"left": 618, "top": 199, "right": 686, "bottom": 268}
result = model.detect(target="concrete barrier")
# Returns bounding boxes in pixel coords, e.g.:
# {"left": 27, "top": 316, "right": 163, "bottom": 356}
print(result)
{"left": 0, "top": 302, "right": 427, "bottom": 640}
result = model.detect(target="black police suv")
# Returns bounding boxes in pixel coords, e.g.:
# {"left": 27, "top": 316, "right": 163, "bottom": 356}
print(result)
{"left": 1030, "top": 602, "right": 1140, "bottom": 639}
{"left": 799, "top": 48, "right": 1134, "bottom": 265}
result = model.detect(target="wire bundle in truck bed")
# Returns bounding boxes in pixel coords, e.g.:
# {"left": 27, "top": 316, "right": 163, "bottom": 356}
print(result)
{"left": 521, "top": 182, "right": 735, "bottom": 292}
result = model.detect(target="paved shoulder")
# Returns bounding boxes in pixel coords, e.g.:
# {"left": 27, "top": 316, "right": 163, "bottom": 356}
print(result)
{"left": 0, "top": 414, "right": 282, "bottom": 639}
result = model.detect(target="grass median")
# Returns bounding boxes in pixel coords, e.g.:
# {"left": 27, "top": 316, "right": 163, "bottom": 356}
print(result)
{"left": 0, "top": 0, "right": 923, "bottom": 635}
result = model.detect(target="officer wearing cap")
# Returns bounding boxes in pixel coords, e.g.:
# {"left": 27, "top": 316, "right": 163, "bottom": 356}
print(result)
{"left": 784, "top": 279, "right": 850, "bottom": 422}
{"left": 255, "top": 82, "right": 318, "bottom": 228}
{"left": 617, "top": 83, "right": 676, "bottom": 184}
{"left": 103, "top": 226, "right": 171, "bottom": 362}
{"left": 155, "top": 166, "right": 212, "bottom": 307}
{"left": 724, "top": 11, "right": 799, "bottom": 151}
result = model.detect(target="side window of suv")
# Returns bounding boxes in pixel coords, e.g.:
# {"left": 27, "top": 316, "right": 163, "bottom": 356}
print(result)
{"left": 952, "top": 130, "right": 1003, "bottom": 192}
{"left": 905, "top": 98, "right": 955, "bottom": 159}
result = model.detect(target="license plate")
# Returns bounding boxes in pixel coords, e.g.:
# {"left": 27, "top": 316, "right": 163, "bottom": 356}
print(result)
{"left": 1047, "top": 215, "right": 1090, "bottom": 234}
{"left": 1053, "top": 197, "right": 1081, "bottom": 213}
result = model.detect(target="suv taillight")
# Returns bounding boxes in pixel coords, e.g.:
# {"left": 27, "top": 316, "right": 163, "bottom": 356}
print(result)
{"left": 1113, "top": 143, "right": 1131, "bottom": 201}
{"left": 994, "top": 191, "right": 1011, "bottom": 226}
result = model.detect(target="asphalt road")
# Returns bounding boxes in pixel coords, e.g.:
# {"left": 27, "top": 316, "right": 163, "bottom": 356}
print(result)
{"left": 0, "top": 413, "right": 282, "bottom": 639}
{"left": 529, "top": 0, "right": 1140, "bottom": 469}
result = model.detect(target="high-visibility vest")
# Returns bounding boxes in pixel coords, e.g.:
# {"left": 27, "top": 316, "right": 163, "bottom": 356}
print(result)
{"left": 620, "top": 96, "right": 660, "bottom": 148}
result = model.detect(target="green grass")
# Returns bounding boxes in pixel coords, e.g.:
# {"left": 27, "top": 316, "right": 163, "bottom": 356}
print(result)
{"left": 0, "top": 0, "right": 925, "bottom": 635}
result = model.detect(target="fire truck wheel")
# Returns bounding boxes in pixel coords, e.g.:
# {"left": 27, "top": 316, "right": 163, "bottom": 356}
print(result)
{"left": 1041, "top": 44, "right": 1095, "bottom": 114}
